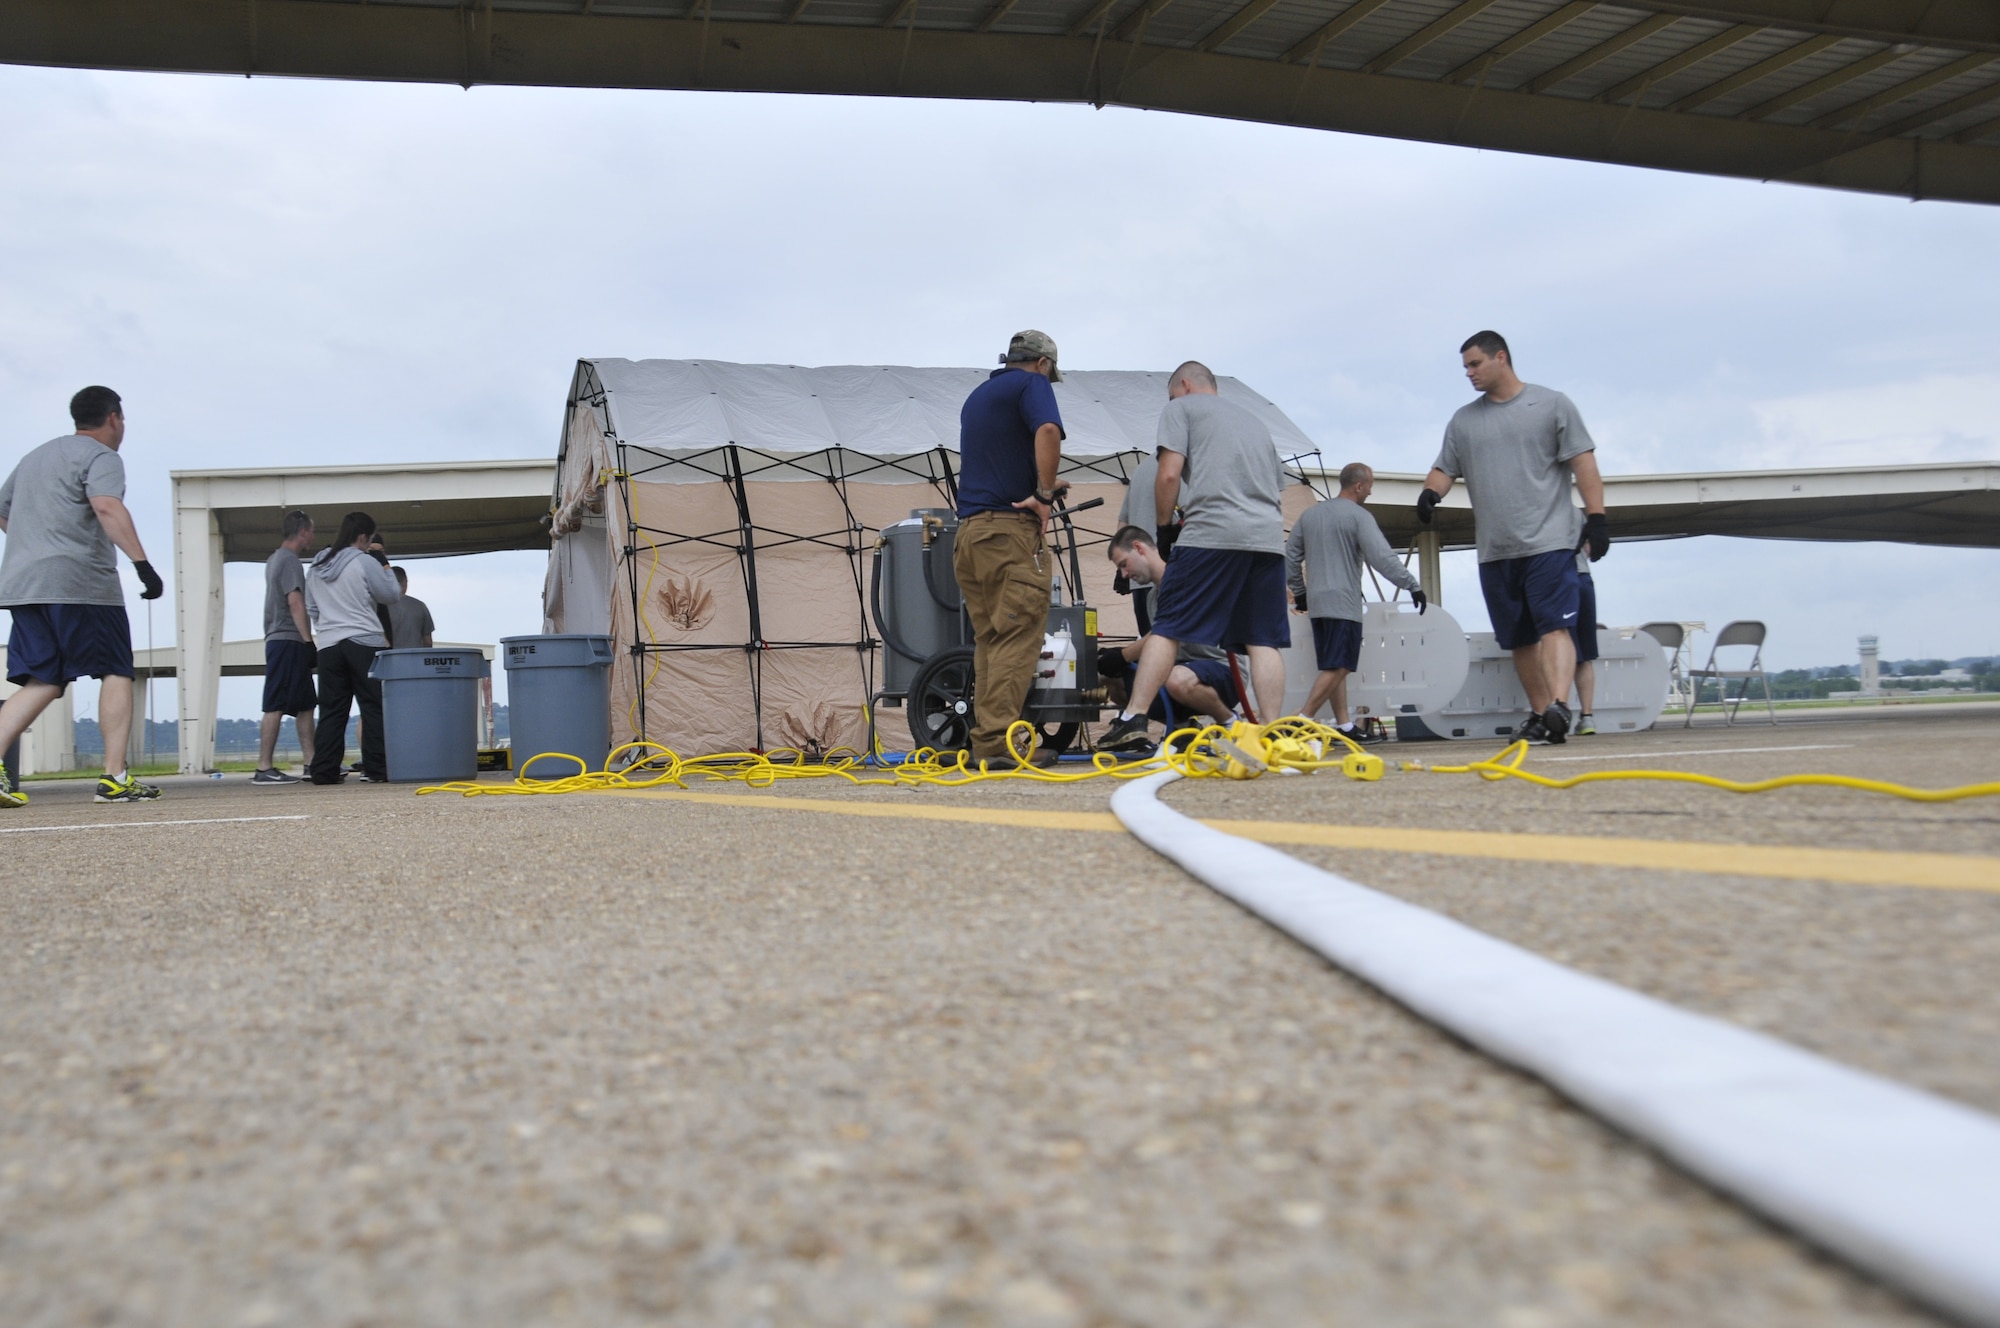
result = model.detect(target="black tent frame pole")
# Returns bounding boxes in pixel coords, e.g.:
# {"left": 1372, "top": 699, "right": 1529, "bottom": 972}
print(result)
{"left": 723, "top": 444, "right": 768, "bottom": 751}
{"left": 616, "top": 437, "right": 649, "bottom": 745}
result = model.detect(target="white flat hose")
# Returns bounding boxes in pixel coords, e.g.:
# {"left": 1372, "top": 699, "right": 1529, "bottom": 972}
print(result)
{"left": 1111, "top": 771, "right": 2000, "bottom": 1326}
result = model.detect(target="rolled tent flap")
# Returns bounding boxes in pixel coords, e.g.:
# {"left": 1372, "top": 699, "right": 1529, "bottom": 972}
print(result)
{"left": 551, "top": 358, "right": 1326, "bottom": 757}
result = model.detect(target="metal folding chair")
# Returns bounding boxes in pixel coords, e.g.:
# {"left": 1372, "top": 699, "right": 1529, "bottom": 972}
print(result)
{"left": 1637, "top": 622, "right": 1687, "bottom": 719}
{"left": 1684, "top": 620, "right": 1777, "bottom": 727}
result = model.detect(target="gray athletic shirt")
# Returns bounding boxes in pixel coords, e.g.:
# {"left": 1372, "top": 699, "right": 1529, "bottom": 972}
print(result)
{"left": 388, "top": 595, "right": 434, "bottom": 649}
{"left": 264, "top": 547, "right": 308, "bottom": 642}
{"left": 0, "top": 435, "right": 127, "bottom": 607}
{"left": 1285, "top": 496, "right": 1420, "bottom": 623}
{"left": 1433, "top": 384, "right": 1595, "bottom": 563}
{"left": 1155, "top": 394, "right": 1285, "bottom": 555}
{"left": 1117, "top": 454, "right": 1159, "bottom": 539}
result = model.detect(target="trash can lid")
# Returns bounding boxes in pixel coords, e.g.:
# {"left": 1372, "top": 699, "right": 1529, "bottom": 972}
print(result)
{"left": 368, "top": 648, "right": 492, "bottom": 680}
{"left": 501, "top": 634, "right": 617, "bottom": 669}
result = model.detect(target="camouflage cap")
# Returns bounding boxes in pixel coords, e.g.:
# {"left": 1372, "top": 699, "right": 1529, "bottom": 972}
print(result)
{"left": 1001, "top": 329, "right": 1062, "bottom": 382}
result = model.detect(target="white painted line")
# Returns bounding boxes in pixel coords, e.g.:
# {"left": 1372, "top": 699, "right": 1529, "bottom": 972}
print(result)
{"left": 1540, "top": 743, "right": 1850, "bottom": 763}
{"left": 1111, "top": 770, "right": 2000, "bottom": 1328}
{"left": 0, "top": 815, "right": 311, "bottom": 835}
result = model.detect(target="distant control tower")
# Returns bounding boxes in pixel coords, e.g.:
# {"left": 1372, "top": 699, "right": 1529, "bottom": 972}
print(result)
{"left": 1858, "top": 635, "right": 1881, "bottom": 694}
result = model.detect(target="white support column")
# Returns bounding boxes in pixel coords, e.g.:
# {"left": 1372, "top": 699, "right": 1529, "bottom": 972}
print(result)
{"left": 1417, "top": 531, "right": 1442, "bottom": 606}
{"left": 173, "top": 479, "right": 225, "bottom": 775}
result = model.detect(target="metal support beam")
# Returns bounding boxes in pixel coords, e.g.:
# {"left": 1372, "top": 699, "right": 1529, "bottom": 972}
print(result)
{"left": 1809, "top": 52, "right": 1996, "bottom": 130}
{"left": 1736, "top": 45, "right": 1905, "bottom": 120}
{"left": 1440, "top": 0, "right": 1591, "bottom": 84}
{"left": 1667, "top": 31, "right": 1839, "bottom": 113}
{"left": 1196, "top": 0, "right": 1289, "bottom": 54}
{"left": 1524, "top": 13, "right": 1681, "bottom": 95}
{"left": 1595, "top": 23, "right": 1758, "bottom": 106}
{"left": 1281, "top": 0, "right": 1397, "bottom": 65}
{"left": 1361, "top": 0, "right": 1504, "bottom": 75}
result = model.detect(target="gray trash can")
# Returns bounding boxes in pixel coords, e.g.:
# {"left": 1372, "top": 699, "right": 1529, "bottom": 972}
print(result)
{"left": 369, "top": 647, "right": 491, "bottom": 783}
{"left": 502, "top": 634, "right": 615, "bottom": 778}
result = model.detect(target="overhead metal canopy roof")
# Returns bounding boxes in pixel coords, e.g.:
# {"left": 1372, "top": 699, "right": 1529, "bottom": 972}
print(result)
{"left": 6, "top": 0, "right": 1999, "bottom": 203}
{"left": 1358, "top": 460, "right": 2000, "bottom": 549}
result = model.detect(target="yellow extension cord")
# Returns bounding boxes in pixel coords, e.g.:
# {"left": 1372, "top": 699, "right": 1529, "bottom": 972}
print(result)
{"left": 417, "top": 716, "right": 2000, "bottom": 804}
{"left": 1405, "top": 739, "right": 2000, "bottom": 803}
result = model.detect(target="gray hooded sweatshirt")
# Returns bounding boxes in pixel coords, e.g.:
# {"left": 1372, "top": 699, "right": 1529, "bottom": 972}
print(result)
{"left": 305, "top": 545, "right": 401, "bottom": 649}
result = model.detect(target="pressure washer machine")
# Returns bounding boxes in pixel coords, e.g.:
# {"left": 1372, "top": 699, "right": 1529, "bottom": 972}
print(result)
{"left": 870, "top": 499, "right": 1108, "bottom": 755}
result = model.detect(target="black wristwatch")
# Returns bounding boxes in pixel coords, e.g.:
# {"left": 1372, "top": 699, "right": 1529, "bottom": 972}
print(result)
{"left": 1034, "top": 487, "right": 1058, "bottom": 505}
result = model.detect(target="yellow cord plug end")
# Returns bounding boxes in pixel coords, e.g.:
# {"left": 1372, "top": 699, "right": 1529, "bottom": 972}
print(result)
{"left": 1341, "top": 751, "right": 1385, "bottom": 782}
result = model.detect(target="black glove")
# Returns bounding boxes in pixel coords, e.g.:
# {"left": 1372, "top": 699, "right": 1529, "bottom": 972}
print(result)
{"left": 1155, "top": 520, "right": 1183, "bottom": 564}
{"left": 304, "top": 643, "right": 319, "bottom": 669}
{"left": 1292, "top": 590, "right": 1307, "bottom": 613}
{"left": 1581, "top": 512, "right": 1610, "bottom": 561}
{"left": 134, "top": 559, "right": 164, "bottom": 600}
{"left": 1112, "top": 571, "right": 1131, "bottom": 597}
{"left": 1411, "top": 589, "right": 1427, "bottom": 614}
{"left": 1096, "top": 646, "right": 1132, "bottom": 681}
{"left": 1415, "top": 488, "right": 1441, "bottom": 525}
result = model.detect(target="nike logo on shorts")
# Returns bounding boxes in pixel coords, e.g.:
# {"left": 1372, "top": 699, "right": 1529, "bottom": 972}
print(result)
{"left": 1562, "top": 612, "right": 1577, "bottom": 620}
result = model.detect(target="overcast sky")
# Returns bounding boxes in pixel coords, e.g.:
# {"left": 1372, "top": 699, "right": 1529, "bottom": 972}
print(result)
{"left": 2, "top": 63, "right": 1996, "bottom": 720}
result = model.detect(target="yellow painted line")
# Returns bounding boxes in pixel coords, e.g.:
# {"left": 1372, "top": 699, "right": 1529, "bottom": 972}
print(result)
{"left": 608, "top": 787, "right": 2000, "bottom": 895}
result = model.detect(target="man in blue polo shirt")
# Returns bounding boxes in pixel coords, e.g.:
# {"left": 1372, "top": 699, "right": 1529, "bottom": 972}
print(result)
{"left": 950, "top": 329, "right": 1069, "bottom": 768}
{"left": 0, "top": 386, "right": 166, "bottom": 806}
{"left": 1417, "top": 331, "right": 1609, "bottom": 745}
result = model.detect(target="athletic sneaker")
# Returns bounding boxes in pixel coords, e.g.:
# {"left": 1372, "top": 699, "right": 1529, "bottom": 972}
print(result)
{"left": 985, "top": 747, "right": 1060, "bottom": 771}
{"left": 95, "top": 772, "right": 162, "bottom": 803}
{"left": 1542, "top": 702, "right": 1572, "bottom": 746}
{"left": 250, "top": 767, "right": 302, "bottom": 785}
{"left": 1336, "top": 723, "right": 1385, "bottom": 747}
{"left": 0, "top": 762, "right": 26, "bottom": 809}
{"left": 1093, "top": 714, "right": 1156, "bottom": 755}
{"left": 1574, "top": 712, "right": 1597, "bottom": 736}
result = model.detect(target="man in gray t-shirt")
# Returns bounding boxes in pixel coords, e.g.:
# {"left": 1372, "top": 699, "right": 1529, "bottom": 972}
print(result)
{"left": 255, "top": 510, "right": 318, "bottom": 784}
{"left": 1096, "top": 361, "right": 1289, "bottom": 754}
{"left": 387, "top": 567, "right": 435, "bottom": 649}
{"left": 0, "top": 386, "right": 166, "bottom": 805}
{"left": 1418, "top": 332, "right": 1608, "bottom": 745}
{"left": 1286, "top": 463, "right": 1424, "bottom": 734}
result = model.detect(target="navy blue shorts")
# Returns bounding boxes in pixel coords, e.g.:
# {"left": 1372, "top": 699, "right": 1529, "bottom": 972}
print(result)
{"left": 1570, "top": 572, "right": 1599, "bottom": 663}
{"left": 5, "top": 604, "right": 133, "bottom": 689}
{"left": 1478, "top": 551, "right": 1581, "bottom": 650}
{"left": 263, "top": 639, "right": 318, "bottom": 715}
{"left": 1146, "top": 656, "right": 1239, "bottom": 724}
{"left": 1311, "top": 617, "right": 1364, "bottom": 673}
{"left": 1149, "top": 548, "right": 1290, "bottom": 651}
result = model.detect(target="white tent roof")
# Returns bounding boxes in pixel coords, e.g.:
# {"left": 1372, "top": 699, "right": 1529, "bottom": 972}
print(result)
{"left": 584, "top": 359, "right": 1320, "bottom": 460}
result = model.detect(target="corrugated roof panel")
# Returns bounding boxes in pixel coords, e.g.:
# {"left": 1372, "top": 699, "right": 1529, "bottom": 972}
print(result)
{"left": 1143, "top": 0, "right": 1247, "bottom": 49}
{"left": 1546, "top": 17, "right": 1734, "bottom": 101}
{"left": 1784, "top": 48, "right": 1977, "bottom": 128}
{"left": 1685, "top": 38, "right": 1883, "bottom": 119}
{"left": 1397, "top": 0, "right": 1579, "bottom": 82}
{"left": 1852, "top": 63, "right": 2000, "bottom": 135}
{"left": 1483, "top": 4, "right": 1660, "bottom": 91}
{"left": 1210, "top": 0, "right": 1350, "bottom": 62}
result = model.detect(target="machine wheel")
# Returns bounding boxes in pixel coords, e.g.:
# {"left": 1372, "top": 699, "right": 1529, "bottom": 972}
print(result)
{"left": 905, "top": 648, "right": 1079, "bottom": 757}
{"left": 908, "top": 646, "right": 978, "bottom": 752}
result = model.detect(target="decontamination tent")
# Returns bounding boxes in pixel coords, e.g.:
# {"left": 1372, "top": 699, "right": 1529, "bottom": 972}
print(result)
{"left": 543, "top": 359, "right": 1323, "bottom": 756}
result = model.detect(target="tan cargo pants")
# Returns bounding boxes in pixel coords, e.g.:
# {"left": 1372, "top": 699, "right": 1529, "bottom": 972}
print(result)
{"left": 951, "top": 510, "right": 1050, "bottom": 761}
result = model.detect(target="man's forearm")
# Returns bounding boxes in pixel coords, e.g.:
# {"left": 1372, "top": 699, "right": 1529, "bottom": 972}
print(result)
{"left": 90, "top": 497, "right": 147, "bottom": 563}
{"left": 1423, "top": 468, "right": 1454, "bottom": 497}
{"left": 288, "top": 591, "right": 312, "bottom": 642}
{"left": 1154, "top": 456, "right": 1184, "bottom": 523}
{"left": 1034, "top": 424, "right": 1063, "bottom": 492}
{"left": 1571, "top": 452, "right": 1607, "bottom": 513}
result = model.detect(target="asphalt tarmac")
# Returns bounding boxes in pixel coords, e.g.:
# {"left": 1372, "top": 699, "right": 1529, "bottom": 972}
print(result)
{"left": 1, "top": 707, "right": 1993, "bottom": 1326}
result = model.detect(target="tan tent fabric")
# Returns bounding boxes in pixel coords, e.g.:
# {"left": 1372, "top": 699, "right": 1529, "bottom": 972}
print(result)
{"left": 552, "top": 359, "right": 1326, "bottom": 757}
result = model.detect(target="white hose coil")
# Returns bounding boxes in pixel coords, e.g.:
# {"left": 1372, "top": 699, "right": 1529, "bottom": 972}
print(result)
{"left": 1111, "top": 770, "right": 2000, "bottom": 1326}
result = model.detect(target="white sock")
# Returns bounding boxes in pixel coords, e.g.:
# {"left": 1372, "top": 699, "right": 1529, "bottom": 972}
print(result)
{"left": 1118, "top": 710, "right": 1138, "bottom": 722}
{"left": 105, "top": 769, "right": 126, "bottom": 783}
